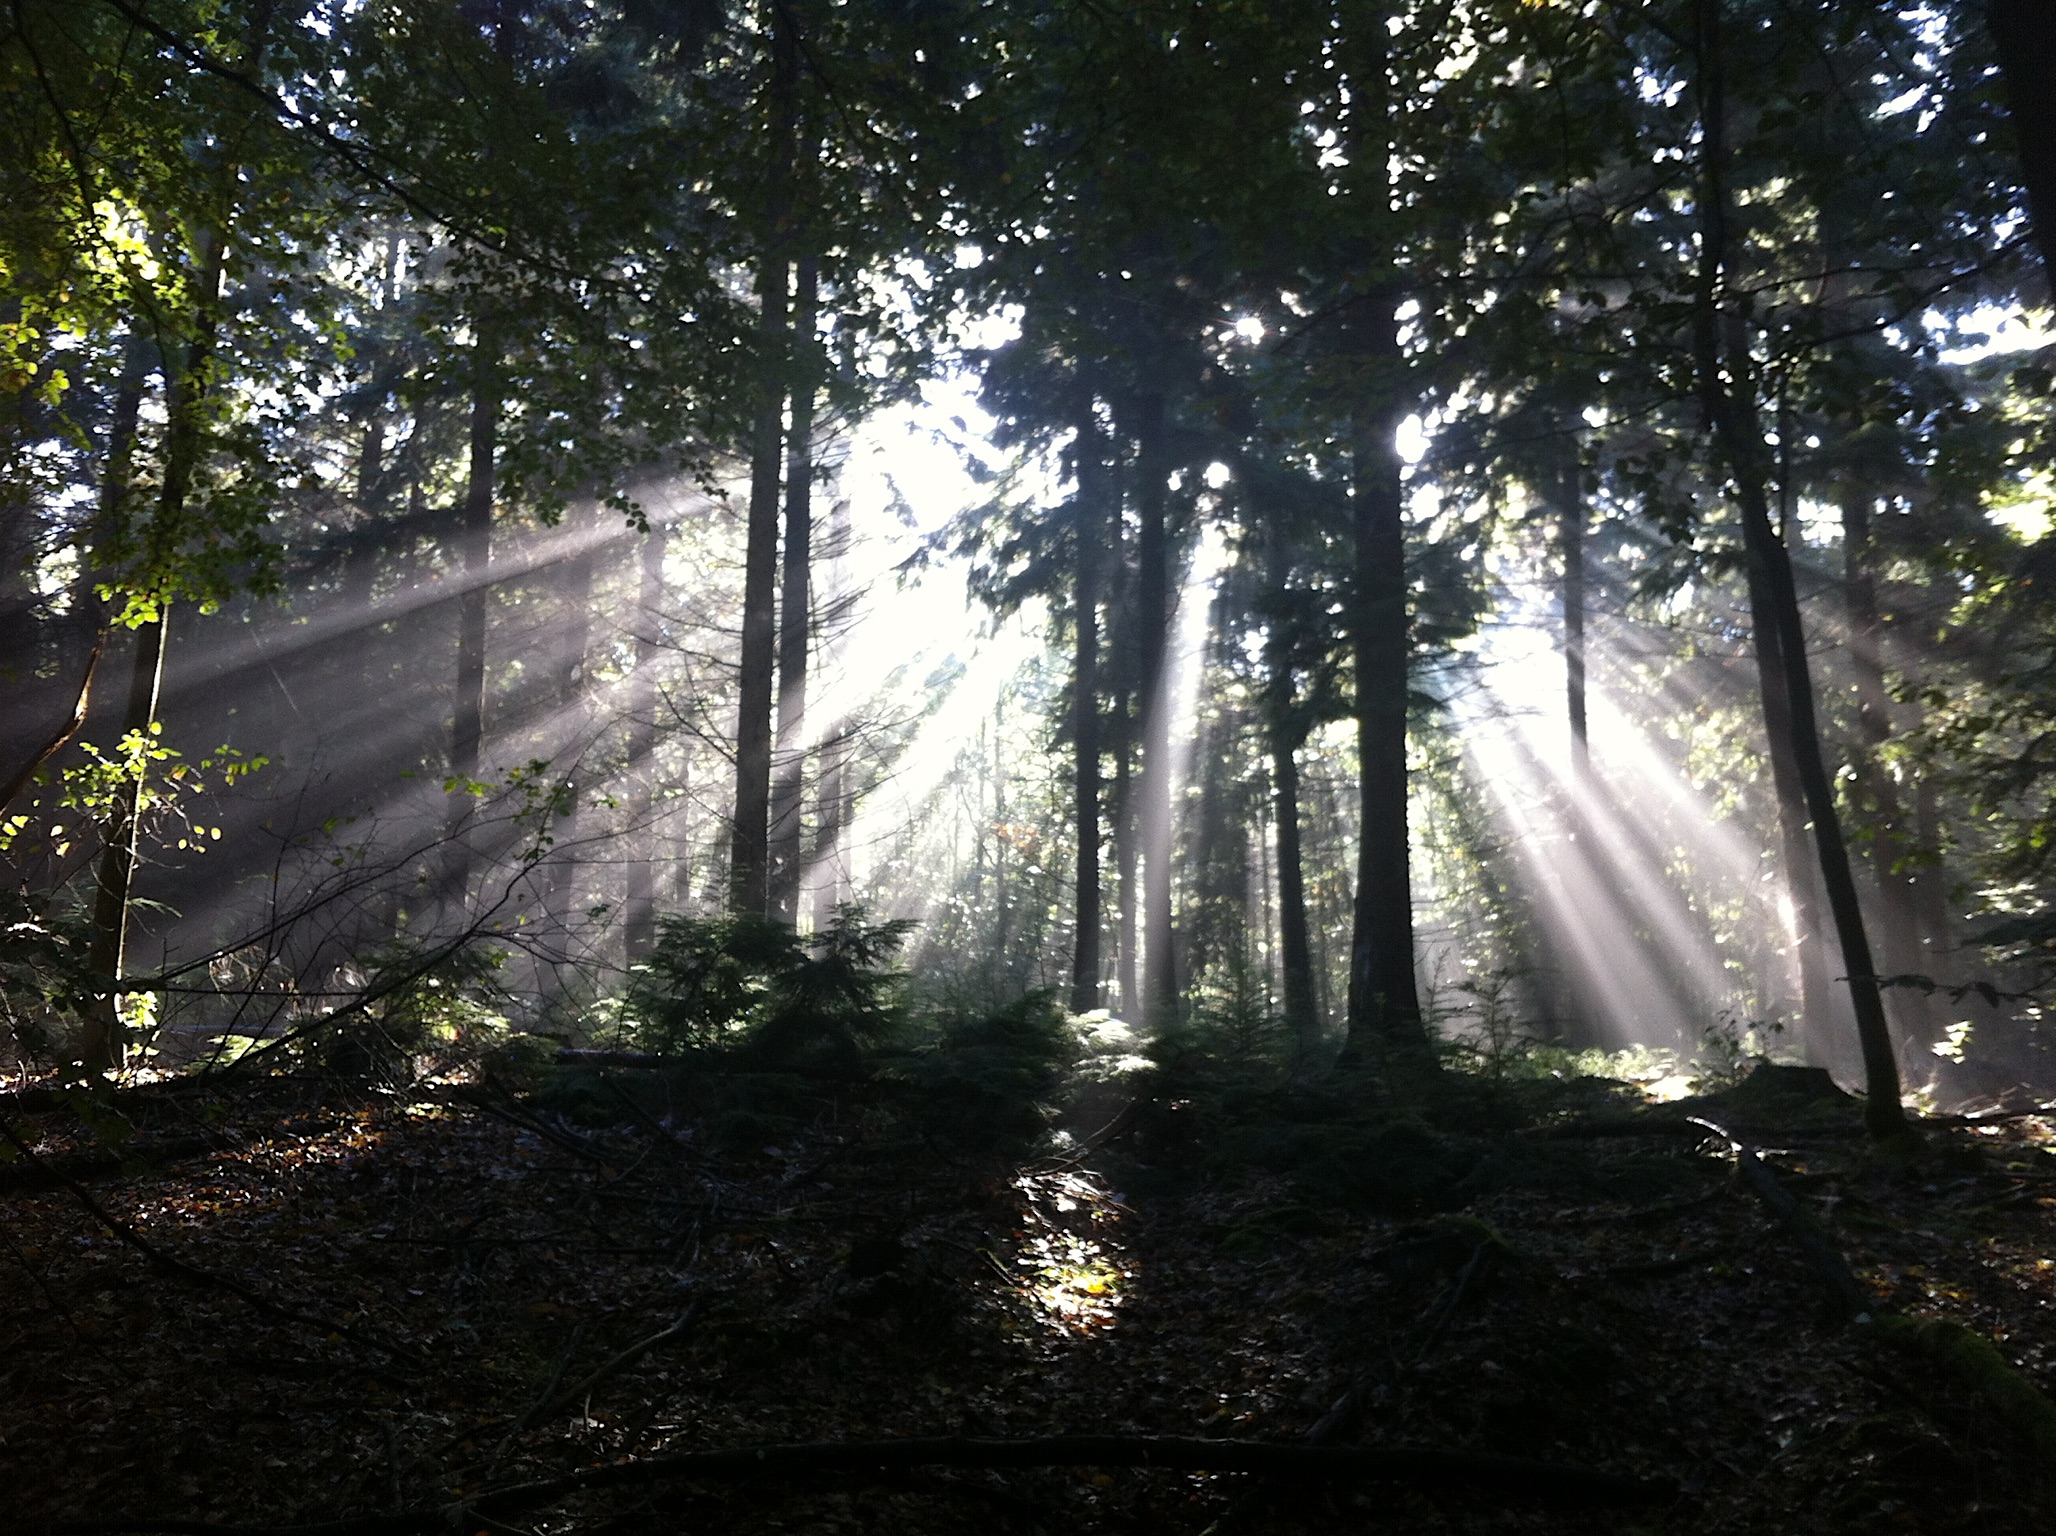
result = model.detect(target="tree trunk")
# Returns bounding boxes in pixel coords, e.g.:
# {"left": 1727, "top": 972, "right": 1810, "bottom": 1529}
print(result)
{"left": 1340, "top": 6, "right": 1428, "bottom": 1063}
{"left": 810, "top": 716, "right": 853, "bottom": 931}
{"left": 730, "top": 254, "right": 789, "bottom": 917}
{"left": 1695, "top": 0, "right": 1906, "bottom": 1138}
{"left": 1114, "top": 687, "right": 1139, "bottom": 1019}
{"left": 1132, "top": 393, "right": 1176, "bottom": 1029}
{"left": 445, "top": 363, "right": 499, "bottom": 905}
{"left": 82, "top": 254, "right": 220, "bottom": 1074}
{"left": 1542, "top": 438, "right": 1591, "bottom": 1040}
{"left": 1341, "top": 304, "right": 1426, "bottom": 1058}
{"left": 728, "top": 11, "right": 798, "bottom": 916}
{"left": 1556, "top": 444, "right": 1589, "bottom": 776}
{"left": 1070, "top": 405, "right": 1106, "bottom": 1014}
{"left": 769, "top": 254, "right": 819, "bottom": 925}
{"left": 622, "top": 521, "right": 668, "bottom": 961}
{"left": 79, "top": 612, "right": 167, "bottom": 1075}
{"left": 1272, "top": 734, "right": 1320, "bottom": 1064}
{"left": 1737, "top": 512, "right": 1837, "bottom": 1056}
{"left": 541, "top": 508, "right": 595, "bottom": 972}
{"left": 13, "top": 340, "right": 141, "bottom": 821}
{"left": 1840, "top": 486, "right": 1937, "bottom": 1047}
{"left": 1989, "top": 0, "right": 2056, "bottom": 283}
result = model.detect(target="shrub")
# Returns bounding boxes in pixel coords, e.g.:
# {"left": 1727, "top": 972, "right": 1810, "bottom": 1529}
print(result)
{"left": 899, "top": 988, "right": 1076, "bottom": 1154}
{"left": 620, "top": 905, "right": 915, "bottom": 1077}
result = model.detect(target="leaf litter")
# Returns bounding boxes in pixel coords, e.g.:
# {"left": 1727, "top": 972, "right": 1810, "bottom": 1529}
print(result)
{"left": 0, "top": 1064, "right": 2052, "bottom": 1534}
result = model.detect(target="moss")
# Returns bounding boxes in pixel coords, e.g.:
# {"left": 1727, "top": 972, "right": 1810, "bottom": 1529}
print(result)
{"left": 1871, "top": 1314, "right": 2056, "bottom": 1466}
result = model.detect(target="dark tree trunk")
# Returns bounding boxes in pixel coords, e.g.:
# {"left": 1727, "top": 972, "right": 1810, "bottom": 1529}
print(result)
{"left": 445, "top": 364, "right": 499, "bottom": 905}
{"left": 84, "top": 270, "right": 219, "bottom": 1073}
{"left": 1132, "top": 393, "right": 1176, "bottom": 1029}
{"left": 1556, "top": 445, "right": 1589, "bottom": 775}
{"left": 1272, "top": 734, "right": 1320, "bottom": 1064}
{"left": 1070, "top": 404, "right": 1107, "bottom": 1014}
{"left": 769, "top": 254, "right": 819, "bottom": 925}
{"left": 1341, "top": 303, "right": 1426, "bottom": 1058}
{"left": 728, "top": 15, "right": 798, "bottom": 917}
{"left": 1842, "top": 486, "right": 1937, "bottom": 1047}
{"left": 14, "top": 340, "right": 143, "bottom": 825}
{"left": 1256, "top": 502, "right": 1320, "bottom": 1061}
{"left": 1695, "top": 0, "right": 1906, "bottom": 1138}
{"left": 1738, "top": 513, "right": 1837, "bottom": 1055}
{"left": 1543, "top": 438, "right": 1590, "bottom": 1040}
{"left": 80, "top": 612, "right": 167, "bottom": 1075}
{"left": 541, "top": 509, "right": 595, "bottom": 970}
{"left": 810, "top": 716, "right": 853, "bottom": 931}
{"left": 1989, "top": 0, "right": 2056, "bottom": 283}
{"left": 622, "top": 521, "right": 668, "bottom": 961}
{"left": 1339, "top": 7, "right": 1427, "bottom": 1063}
{"left": 730, "top": 252, "right": 790, "bottom": 917}
{"left": 1114, "top": 689, "right": 1138, "bottom": 1019}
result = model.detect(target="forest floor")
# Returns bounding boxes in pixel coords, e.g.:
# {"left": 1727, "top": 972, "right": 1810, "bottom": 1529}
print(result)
{"left": 0, "top": 1055, "right": 2053, "bottom": 1534}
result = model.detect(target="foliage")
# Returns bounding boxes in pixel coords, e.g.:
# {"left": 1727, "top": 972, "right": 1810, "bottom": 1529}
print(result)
{"left": 894, "top": 987, "right": 1076, "bottom": 1155}
{"left": 0, "top": 887, "right": 93, "bottom": 1065}
{"left": 621, "top": 905, "right": 914, "bottom": 1075}
{"left": 324, "top": 942, "right": 513, "bottom": 1084}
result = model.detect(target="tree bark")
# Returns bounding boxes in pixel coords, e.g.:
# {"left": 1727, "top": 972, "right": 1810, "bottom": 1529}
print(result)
{"left": 1257, "top": 505, "right": 1320, "bottom": 1062}
{"left": 1114, "top": 685, "right": 1139, "bottom": 1019}
{"left": 82, "top": 258, "right": 220, "bottom": 1074}
{"left": 622, "top": 520, "right": 668, "bottom": 962}
{"left": 1272, "top": 735, "right": 1320, "bottom": 1064}
{"left": 1841, "top": 485, "right": 1936, "bottom": 1047}
{"left": 1556, "top": 443, "right": 1589, "bottom": 776}
{"left": 1070, "top": 404, "right": 1106, "bottom": 1014}
{"left": 728, "top": 11, "right": 799, "bottom": 916}
{"left": 445, "top": 362, "right": 499, "bottom": 906}
{"left": 1694, "top": 0, "right": 1906, "bottom": 1138}
{"left": 79, "top": 611, "right": 167, "bottom": 1075}
{"left": 7, "top": 340, "right": 141, "bottom": 819}
{"left": 1132, "top": 393, "right": 1176, "bottom": 1029}
{"left": 540, "top": 507, "right": 595, "bottom": 972}
{"left": 1989, "top": 0, "right": 2056, "bottom": 283}
{"left": 1740, "top": 505, "right": 1837, "bottom": 1056}
{"left": 1341, "top": 305, "right": 1426, "bottom": 1058}
{"left": 730, "top": 249, "right": 788, "bottom": 917}
{"left": 768, "top": 253, "right": 819, "bottom": 925}
{"left": 809, "top": 716, "right": 853, "bottom": 931}
{"left": 1340, "top": 6, "right": 1427, "bottom": 1063}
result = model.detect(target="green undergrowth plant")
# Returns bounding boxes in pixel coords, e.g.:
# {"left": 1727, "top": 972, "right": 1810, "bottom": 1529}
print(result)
{"left": 892, "top": 987, "right": 1076, "bottom": 1155}
{"left": 1691, "top": 1010, "right": 1793, "bottom": 1093}
{"left": 0, "top": 887, "right": 93, "bottom": 1068}
{"left": 620, "top": 905, "right": 915, "bottom": 1073}
{"left": 322, "top": 942, "right": 515, "bottom": 1084}
{"left": 1110, "top": 1006, "right": 1705, "bottom": 1214}
{"left": 552, "top": 907, "right": 1077, "bottom": 1156}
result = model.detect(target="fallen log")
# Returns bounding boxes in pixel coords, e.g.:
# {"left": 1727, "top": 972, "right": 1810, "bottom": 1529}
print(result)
{"left": 1688, "top": 1116, "right": 1869, "bottom": 1322}
{"left": 0, "top": 1129, "right": 238, "bottom": 1192}
{"left": 554, "top": 1048, "right": 667, "bottom": 1069}
{"left": 4, "top": 1434, "right": 1674, "bottom": 1535}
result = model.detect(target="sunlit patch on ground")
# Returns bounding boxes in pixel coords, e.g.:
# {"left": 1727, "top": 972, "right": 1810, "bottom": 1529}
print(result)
{"left": 1007, "top": 1170, "right": 1130, "bottom": 1333}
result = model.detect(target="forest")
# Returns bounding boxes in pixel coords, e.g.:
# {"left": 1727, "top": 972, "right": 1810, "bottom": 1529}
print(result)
{"left": 4, "top": 0, "right": 2056, "bottom": 1530}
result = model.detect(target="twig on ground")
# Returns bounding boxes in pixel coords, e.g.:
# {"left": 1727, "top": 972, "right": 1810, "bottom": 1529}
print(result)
{"left": 533, "top": 1309, "right": 697, "bottom": 1426}
{"left": 0, "top": 1116, "right": 425, "bottom": 1367}
{"left": 1, "top": 1433, "right": 1675, "bottom": 1535}
{"left": 1688, "top": 1116, "right": 1869, "bottom": 1322}
{"left": 490, "top": 1322, "right": 586, "bottom": 1467}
